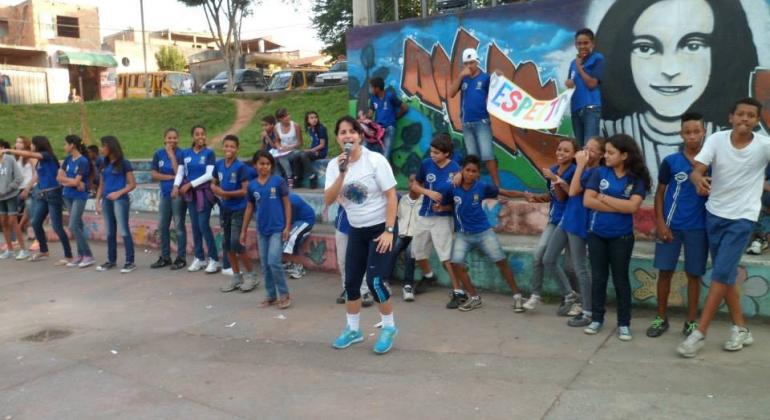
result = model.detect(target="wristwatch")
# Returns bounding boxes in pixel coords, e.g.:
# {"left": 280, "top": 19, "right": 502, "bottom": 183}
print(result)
{"left": 386, "top": 226, "right": 395, "bottom": 234}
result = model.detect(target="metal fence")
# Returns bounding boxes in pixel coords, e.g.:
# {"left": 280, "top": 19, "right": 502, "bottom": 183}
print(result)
{"left": 0, "top": 66, "right": 49, "bottom": 104}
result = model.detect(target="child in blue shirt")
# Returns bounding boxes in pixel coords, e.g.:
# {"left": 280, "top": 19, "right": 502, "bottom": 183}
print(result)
{"left": 439, "top": 155, "right": 523, "bottom": 311}
{"left": 583, "top": 134, "right": 650, "bottom": 341}
{"left": 565, "top": 28, "right": 605, "bottom": 146}
{"left": 283, "top": 192, "right": 316, "bottom": 279}
{"left": 58, "top": 135, "right": 93, "bottom": 268}
{"left": 242, "top": 150, "right": 292, "bottom": 309}
{"left": 150, "top": 128, "right": 187, "bottom": 270}
{"left": 647, "top": 113, "right": 708, "bottom": 338}
{"left": 368, "top": 77, "right": 407, "bottom": 159}
{"left": 295, "top": 111, "right": 328, "bottom": 189}
{"left": 214, "top": 135, "right": 258, "bottom": 293}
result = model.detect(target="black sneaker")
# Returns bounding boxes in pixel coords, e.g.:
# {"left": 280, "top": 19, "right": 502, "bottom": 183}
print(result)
{"left": 414, "top": 275, "right": 435, "bottom": 294}
{"left": 567, "top": 313, "right": 592, "bottom": 327}
{"left": 446, "top": 291, "right": 468, "bottom": 309}
{"left": 96, "top": 262, "right": 116, "bottom": 272}
{"left": 170, "top": 257, "right": 187, "bottom": 270}
{"left": 646, "top": 316, "right": 669, "bottom": 338}
{"left": 362, "top": 292, "right": 374, "bottom": 308}
{"left": 151, "top": 256, "right": 171, "bottom": 269}
{"left": 682, "top": 320, "right": 698, "bottom": 336}
{"left": 336, "top": 289, "right": 346, "bottom": 304}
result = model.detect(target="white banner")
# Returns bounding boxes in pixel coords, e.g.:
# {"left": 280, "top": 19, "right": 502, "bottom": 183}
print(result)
{"left": 486, "top": 73, "right": 574, "bottom": 130}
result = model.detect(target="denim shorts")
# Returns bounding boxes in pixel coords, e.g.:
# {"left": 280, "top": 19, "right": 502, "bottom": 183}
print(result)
{"left": 450, "top": 228, "right": 505, "bottom": 264}
{"left": 462, "top": 119, "right": 495, "bottom": 162}
{"left": 706, "top": 212, "right": 754, "bottom": 285}
{"left": 0, "top": 195, "right": 19, "bottom": 216}
{"left": 653, "top": 229, "right": 708, "bottom": 276}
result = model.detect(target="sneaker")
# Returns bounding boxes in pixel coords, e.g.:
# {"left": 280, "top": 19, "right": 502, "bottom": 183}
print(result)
{"left": 288, "top": 263, "right": 306, "bottom": 279}
{"left": 458, "top": 296, "right": 483, "bottom": 312}
{"left": 332, "top": 326, "right": 364, "bottom": 349}
{"left": 239, "top": 273, "right": 260, "bottom": 292}
{"left": 414, "top": 274, "right": 435, "bottom": 294}
{"left": 566, "top": 302, "right": 583, "bottom": 317}
{"left": 568, "top": 313, "right": 592, "bottom": 327}
{"left": 747, "top": 239, "right": 764, "bottom": 255}
{"left": 220, "top": 273, "right": 243, "bottom": 293}
{"left": 78, "top": 256, "right": 95, "bottom": 268}
{"left": 557, "top": 293, "right": 580, "bottom": 316}
{"left": 204, "top": 258, "right": 220, "bottom": 274}
{"left": 187, "top": 258, "right": 206, "bottom": 272}
{"left": 170, "top": 257, "right": 187, "bottom": 270}
{"left": 221, "top": 267, "right": 234, "bottom": 276}
{"left": 361, "top": 292, "right": 374, "bottom": 308}
{"left": 523, "top": 294, "right": 541, "bottom": 311}
{"left": 446, "top": 291, "right": 468, "bottom": 309}
{"left": 617, "top": 326, "right": 632, "bottom": 341}
{"left": 96, "top": 262, "right": 116, "bottom": 271}
{"left": 336, "top": 289, "right": 347, "bottom": 304}
{"left": 677, "top": 330, "right": 705, "bottom": 358}
{"left": 402, "top": 285, "right": 415, "bottom": 302}
{"left": 584, "top": 321, "right": 603, "bottom": 335}
{"left": 373, "top": 325, "right": 398, "bottom": 354}
{"left": 0, "top": 250, "right": 14, "bottom": 259}
{"left": 15, "top": 249, "right": 30, "bottom": 261}
{"left": 682, "top": 320, "right": 698, "bottom": 336}
{"left": 646, "top": 316, "right": 670, "bottom": 338}
{"left": 66, "top": 256, "right": 82, "bottom": 268}
{"left": 512, "top": 294, "right": 525, "bottom": 313}
{"left": 120, "top": 263, "right": 136, "bottom": 274}
{"left": 150, "top": 256, "right": 171, "bottom": 269}
{"left": 724, "top": 325, "right": 754, "bottom": 352}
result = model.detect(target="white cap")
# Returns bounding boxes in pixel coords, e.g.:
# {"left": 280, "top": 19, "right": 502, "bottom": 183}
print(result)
{"left": 462, "top": 48, "right": 479, "bottom": 63}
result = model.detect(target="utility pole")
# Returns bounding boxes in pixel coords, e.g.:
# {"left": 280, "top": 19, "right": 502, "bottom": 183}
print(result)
{"left": 139, "top": 0, "right": 150, "bottom": 97}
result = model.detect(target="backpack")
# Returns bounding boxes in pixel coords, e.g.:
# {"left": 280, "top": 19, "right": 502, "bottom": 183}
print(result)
{"left": 359, "top": 119, "right": 385, "bottom": 149}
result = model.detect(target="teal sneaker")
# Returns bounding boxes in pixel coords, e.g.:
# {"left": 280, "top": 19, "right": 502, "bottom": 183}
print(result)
{"left": 332, "top": 326, "right": 364, "bottom": 349}
{"left": 373, "top": 325, "right": 399, "bottom": 354}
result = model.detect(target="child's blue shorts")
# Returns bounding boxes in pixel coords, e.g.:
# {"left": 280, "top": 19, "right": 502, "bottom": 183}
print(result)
{"left": 653, "top": 228, "right": 708, "bottom": 276}
{"left": 706, "top": 212, "right": 754, "bottom": 285}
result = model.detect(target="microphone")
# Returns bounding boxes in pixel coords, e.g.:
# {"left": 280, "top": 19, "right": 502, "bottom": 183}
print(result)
{"left": 339, "top": 143, "right": 353, "bottom": 172}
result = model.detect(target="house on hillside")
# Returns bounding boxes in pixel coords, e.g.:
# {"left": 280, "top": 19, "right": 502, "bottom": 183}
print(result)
{"left": 0, "top": 0, "right": 118, "bottom": 103}
{"left": 102, "top": 28, "right": 218, "bottom": 75}
{"left": 187, "top": 37, "right": 296, "bottom": 87}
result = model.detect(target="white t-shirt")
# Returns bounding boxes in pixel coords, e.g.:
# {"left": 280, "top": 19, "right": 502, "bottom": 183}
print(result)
{"left": 695, "top": 129, "right": 770, "bottom": 222}
{"left": 325, "top": 147, "right": 397, "bottom": 228}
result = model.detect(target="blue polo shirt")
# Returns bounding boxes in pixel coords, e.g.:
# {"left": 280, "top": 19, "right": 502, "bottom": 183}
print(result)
{"left": 568, "top": 52, "right": 604, "bottom": 113}
{"left": 182, "top": 147, "right": 215, "bottom": 182}
{"left": 335, "top": 206, "right": 351, "bottom": 234}
{"left": 586, "top": 166, "right": 646, "bottom": 238}
{"left": 369, "top": 91, "right": 403, "bottom": 128}
{"left": 461, "top": 71, "right": 491, "bottom": 123}
{"left": 244, "top": 164, "right": 257, "bottom": 181}
{"left": 547, "top": 164, "right": 576, "bottom": 225}
{"left": 444, "top": 180, "right": 499, "bottom": 233}
{"left": 559, "top": 167, "right": 597, "bottom": 239}
{"left": 416, "top": 158, "right": 461, "bottom": 217}
{"left": 151, "top": 147, "right": 184, "bottom": 198}
{"left": 62, "top": 155, "right": 90, "bottom": 200}
{"left": 102, "top": 159, "right": 133, "bottom": 200}
{"left": 659, "top": 152, "right": 707, "bottom": 230}
{"left": 36, "top": 151, "right": 60, "bottom": 190}
{"left": 308, "top": 124, "right": 329, "bottom": 159}
{"left": 289, "top": 193, "right": 316, "bottom": 226}
{"left": 214, "top": 159, "right": 248, "bottom": 211}
{"left": 247, "top": 175, "right": 288, "bottom": 235}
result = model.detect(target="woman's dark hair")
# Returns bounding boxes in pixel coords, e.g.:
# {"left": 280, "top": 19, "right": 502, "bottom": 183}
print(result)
{"left": 223, "top": 134, "right": 240, "bottom": 147}
{"left": 262, "top": 115, "right": 276, "bottom": 125}
{"left": 190, "top": 125, "right": 206, "bottom": 147}
{"left": 275, "top": 108, "right": 288, "bottom": 120}
{"left": 461, "top": 154, "right": 481, "bottom": 169}
{"left": 252, "top": 149, "right": 275, "bottom": 169}
{"left": 164, "top": 127, "right": 179, "bottom": 138}
{"left": 575, "top": 28, "right": 594, "bottom": 40}
{"left": 31, "top": 136, "right": 58, "bottom": 167}
{"left": 559, "top": 138, "right": 580, "bottom": 163}
{"left": 65, "top": 134, "right": 95, "bottom": 184}
{"left": 100, "top": 135, "right": 125, "bottom": 171}
{"left": 430, "top": 132, "right": 453, "bottom": 155}
{"left": 335, "top": 115, "right": 364, "bottom": 136}
{"left": 595, "top": 0, "right": 758, "bottom": 126}
{"left": 606, "top": 134, "right": 651, "bottom": 191}
{"left": 0, "top": 139, "right": 9, "bottom": 149}
{"left": 304, "top": 111, "right": 320, "bottom": 130}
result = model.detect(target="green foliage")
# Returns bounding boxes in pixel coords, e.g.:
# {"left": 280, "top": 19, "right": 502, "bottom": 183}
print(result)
{"left": 155, "top": 46, "right": 188, "bottom": 72}
{"left": 311, "top": 0, "right": 351, "bottom": 58}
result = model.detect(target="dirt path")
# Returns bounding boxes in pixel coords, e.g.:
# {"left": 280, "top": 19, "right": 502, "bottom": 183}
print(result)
{"left": 211, "top": 98, "right": 262, "bottom": 144}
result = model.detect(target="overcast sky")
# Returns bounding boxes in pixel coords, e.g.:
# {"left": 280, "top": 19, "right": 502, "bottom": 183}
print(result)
{"left": 0, "top": 0, "right": 324, "bottom": 55}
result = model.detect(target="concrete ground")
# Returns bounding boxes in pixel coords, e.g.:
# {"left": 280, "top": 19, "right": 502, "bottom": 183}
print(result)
{"left": 1, "top": 244, "right": 768, "bottom": 420}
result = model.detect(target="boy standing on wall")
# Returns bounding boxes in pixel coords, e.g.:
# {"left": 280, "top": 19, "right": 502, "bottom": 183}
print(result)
{"left": 565, "top": 28, "right": 604, "bottom": 146}
{"left": 368, "top": 77, "right": 408, "bottom": 160}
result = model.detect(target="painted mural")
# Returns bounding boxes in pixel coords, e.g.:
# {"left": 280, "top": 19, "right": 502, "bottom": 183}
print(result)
{"left": 346, "top": 0, "right": 770, "bottom": 189}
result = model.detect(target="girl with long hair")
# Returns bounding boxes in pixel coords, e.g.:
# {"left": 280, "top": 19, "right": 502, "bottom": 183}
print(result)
{"left": 56, "top": 135, "right": 94, "bottom": 267}
{"left": 150, "top": 128, "right": 187, "bottom": 270}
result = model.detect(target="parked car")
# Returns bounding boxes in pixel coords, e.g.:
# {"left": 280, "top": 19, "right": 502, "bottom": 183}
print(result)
{"left": 314, "top": 61, "right": 348, "bottom": 86}
{"left": 116, "top": 71, "right": 194, "bottom": 99}
{"left": 266, "top": 68, "right": 326, "bottom": 92}
{"left": 200, "top": 69, "right": 267, "bottom": 93}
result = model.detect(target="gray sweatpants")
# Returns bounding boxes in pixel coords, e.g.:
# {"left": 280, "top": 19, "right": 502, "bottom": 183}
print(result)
{"left": 544, "top": 227, "right": 592, "bottom": 315}
{"left": 531, "top": 223, "right": 578, "bottom": 297}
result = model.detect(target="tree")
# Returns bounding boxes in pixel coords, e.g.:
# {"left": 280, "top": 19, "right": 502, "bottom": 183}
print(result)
{"left": 155, "top": 46, "right": 188, "bottom": 71}
{"left": 177, "top": 0, "right": 254, "bottom": 89}
{"left": 311, "top": 0, "right": 351, "bottom": 58}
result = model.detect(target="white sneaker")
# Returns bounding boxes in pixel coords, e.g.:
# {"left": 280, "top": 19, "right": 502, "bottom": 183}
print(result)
{"left": 724, "top": 325, "right": 754, "bottom": 351}
{"left": 677, "top": 329, "right": 705, "bottom": 358}
{"left": 402, "top": 285, "right": 415, "bottom": 302}
{"left": 221, "top": 267, "right": 234, "bottom": 276}
{"left": 747, "top": 239, "right": 763, "bottom": 255}
{"left": 0, "top": 250, "right": 13, "bottom": 259}
{"left": 187, "top": 258, "right": 206, "bottom": 272}
{"left": 15, "top": 249, "right": 30, "bottom": 261}
{"left": 523, "top": 294, "right": 541, "bottom": 311}
{"left": 288, "top": 263, "right": 305, "bottom": 279}
{"left": 617, "top": 326, "right": 632, "bottom": 341}
{"left": 204, "top": 258, "right": 220, "bottom": 274}
{"left": 566, "top": 302, "right": 583, "bottom": 317}
{"left": 584, "top": 321, "right": 602, "bottom": 335}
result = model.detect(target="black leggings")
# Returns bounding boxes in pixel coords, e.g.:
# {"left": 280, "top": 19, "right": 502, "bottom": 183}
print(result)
{"left": 345, "top": 222, "right": 397, "bottom": 303}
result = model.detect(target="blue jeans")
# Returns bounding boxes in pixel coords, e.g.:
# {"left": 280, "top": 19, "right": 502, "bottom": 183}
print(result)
{"left": 462, "top": 119, "right": 495, "bottom": 161}
{"left": 103, "top": 197, "right": 134, "bottom": 264}
{"left": 571, "top": 106, "right": 601, "bottom": 146}
{"left": 706, "top": 212, "right": 754, "bottom": 285}
{"left": 187, "top": 200, "right": 218, "bottom": 261}
{"left": 587, "top": 233, "right": 634, "bottom": 327}
{"left": 382, "top": 125, "right": 395, "bottom": 160}
{"left": 158, "top": 196, "right": 187, "bottom": 260}
{"left": 64, "top": 197, "right": 91, "bottom": 258}
{"left": 31, "top": 188, "right": 72, "bottom": 258}
{"left": 259, "top": 232, "right": 289, "bottom": 300}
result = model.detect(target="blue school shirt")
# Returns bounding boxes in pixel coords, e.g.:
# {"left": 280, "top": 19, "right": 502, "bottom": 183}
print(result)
{"left": 335, "top": 206, "right": 351, "bottom": 234}
{"left": 308, "top": 125, "right": 329, "bottom": 159}
{"left": 568, "top": 52, "right": 605, "bottom": 113}
{"left": 214, "top": 159, "right": 248, "bottom": 211}
{"left": 560, "top": 167, "right": 597, "bottom": 239}
{"left": 62, "top": 155, "right": 90, "bottom": 200}
{"left": 586, "top": 166, "right": 646, "bottom": 238}
{"left": 101, "top": 159, "right": 133, "bottom": 199}
{"left": 461, "top": 71, "right": 491, "bottom": 123}
{"left": 36, "top": 151, "right": 60, "bottom": 190}
{"left": 547, "top": 164, "right": 576, "bottom": 225}
{"left": 247, "top": 175, "right": 288, "bottom": 235}
{"left": 416, "top": 158, "right": 461, "bottom": 217}
{"left": 444, "top": 180, "right": 499, "bottom": 233}
{"left": 289, "top": 193, "right": 316, "bottom": 226}
{"left": 659, "top": 152, "right": 707, "bottom": 231}
{"left": 244, "top": 164, "right": 257, "bottom": 181}
{"left": 182, "top": 147, "right": 215, "bottom": 182}
{"left": 151, "top": 148, "right": 184, "bottom": 198}
{"left": 369, "top": 91, "right": 402, "bottom": 128}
